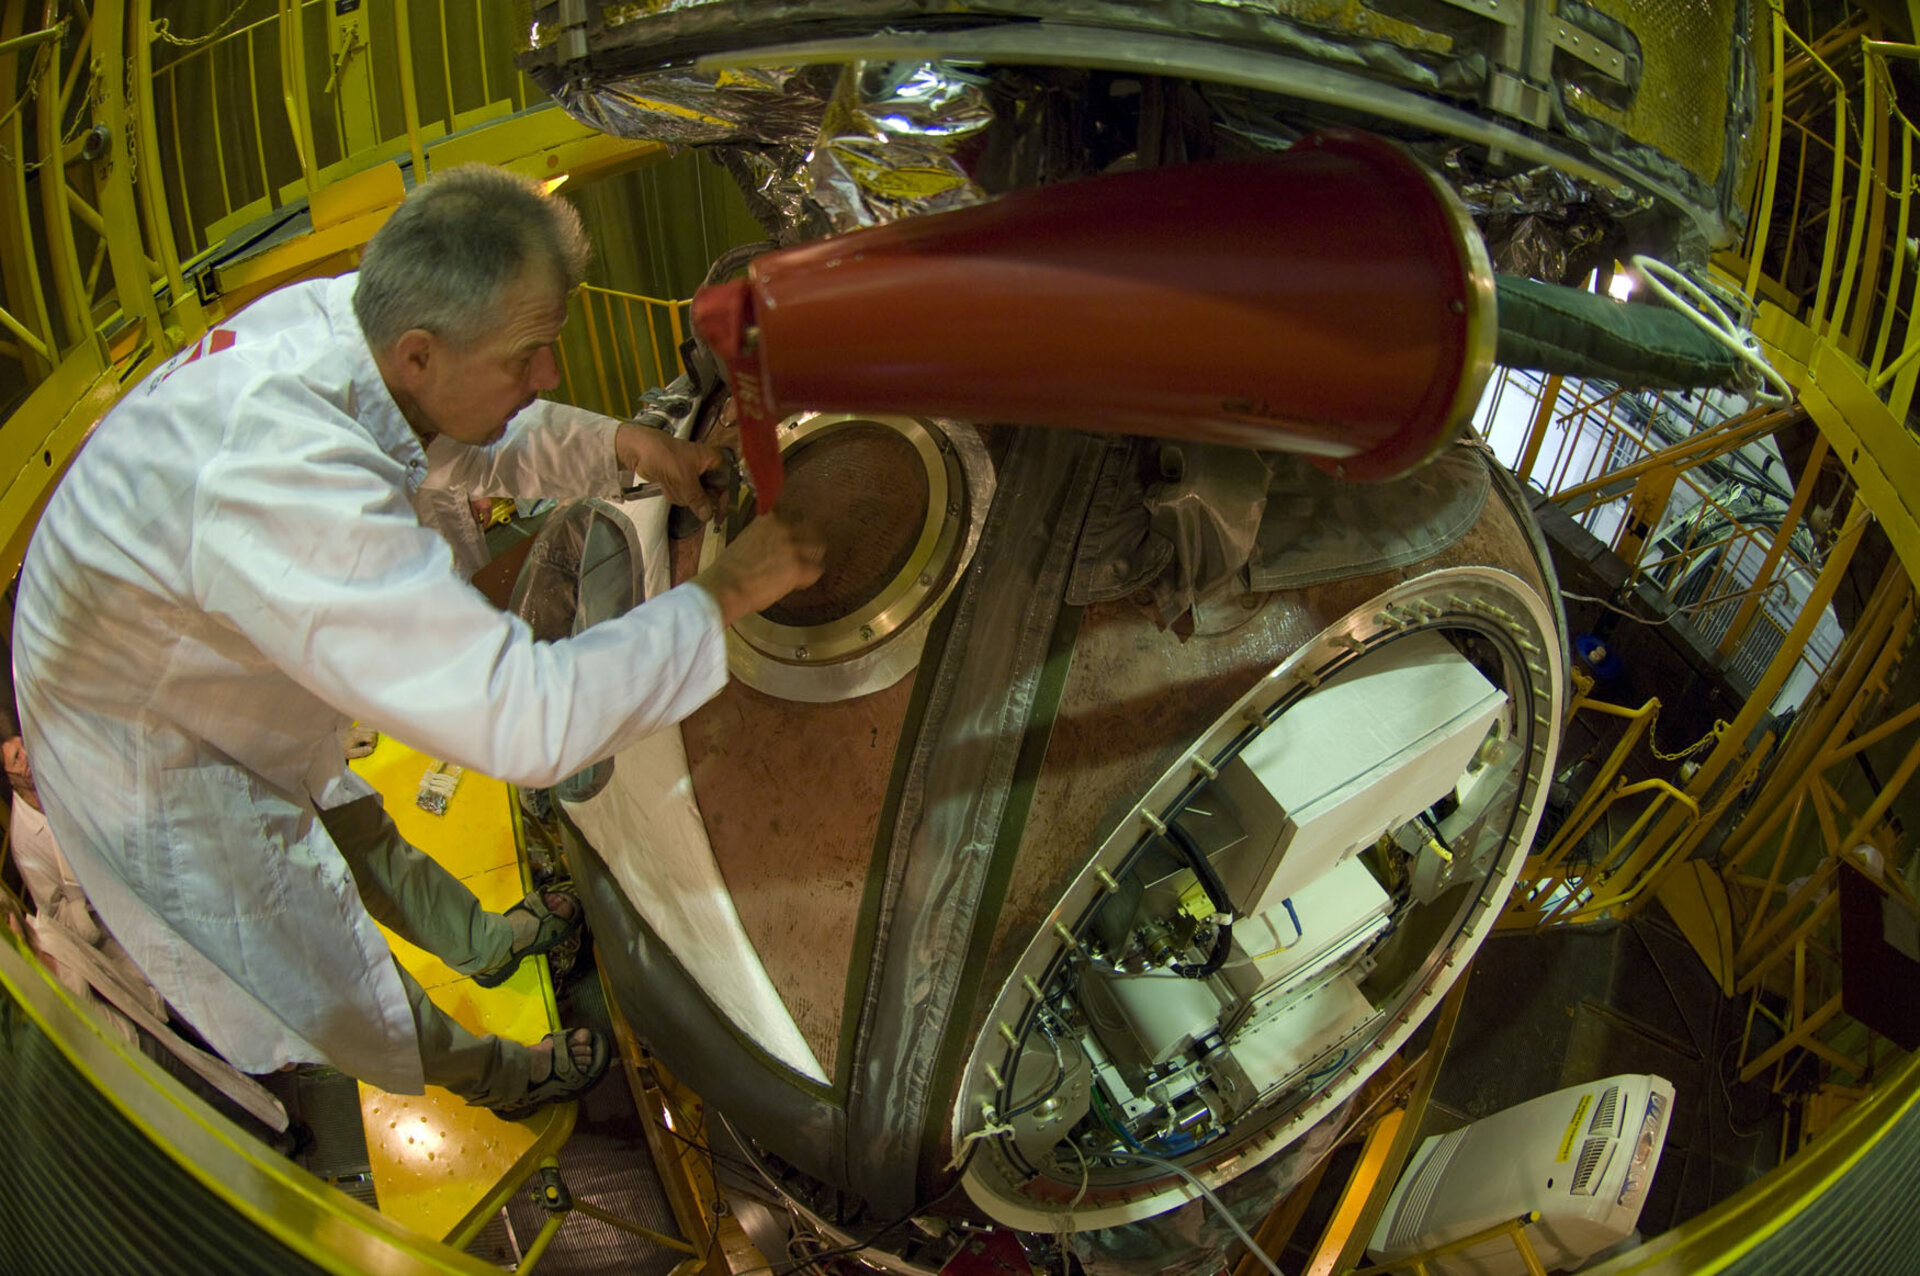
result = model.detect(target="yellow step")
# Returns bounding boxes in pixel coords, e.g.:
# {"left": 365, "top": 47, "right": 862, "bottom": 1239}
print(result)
{"left": 348, "top": 734, "right": 572, "bottom": 1243}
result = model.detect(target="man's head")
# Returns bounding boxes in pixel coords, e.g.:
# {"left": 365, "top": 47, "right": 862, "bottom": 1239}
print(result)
{"left": 356, "top": 165, "right": 590, "bottom": 446}
{"left": 0, "top": 704, "right": 36, "bottom": 812}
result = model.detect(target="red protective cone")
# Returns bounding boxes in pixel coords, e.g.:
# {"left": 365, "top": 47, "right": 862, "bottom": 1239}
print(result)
{"left": 692, "top": 129, "right": 1494, "bottom": 511}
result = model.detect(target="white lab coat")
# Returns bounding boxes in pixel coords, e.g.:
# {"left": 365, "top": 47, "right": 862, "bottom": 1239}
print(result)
{"left": 9, "top": 793, "right": 163, "bottom": 1018}
{"left": 10, "top": 795, "right": 97, "bottom": 945}
{"left": 12, "top": 273, "right": 727, "bottom": 1092}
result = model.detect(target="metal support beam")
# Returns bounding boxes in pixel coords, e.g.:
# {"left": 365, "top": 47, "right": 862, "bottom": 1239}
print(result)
{"left": 91, "top": 0, "right": 163, "bottom": 347}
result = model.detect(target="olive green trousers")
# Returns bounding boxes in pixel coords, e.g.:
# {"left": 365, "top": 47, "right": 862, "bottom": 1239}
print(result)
{"left": 319, "top": 795, "right": 532, "bottom": 1108}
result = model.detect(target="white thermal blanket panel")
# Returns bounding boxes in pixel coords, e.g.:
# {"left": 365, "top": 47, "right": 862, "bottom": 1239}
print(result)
{"left": 563, "top": 494, "right": 827, "bottom": 1084}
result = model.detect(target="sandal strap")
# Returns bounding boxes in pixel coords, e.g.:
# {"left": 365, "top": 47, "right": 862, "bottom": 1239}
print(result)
{"left": 473, "top": 887, "right": 585, "bottom": 989}
{"left": 506, "top": 887, "right": 583, "bottom": 956}
{"left": 491, "top": 1028, "right": 611, "bottom": 1119}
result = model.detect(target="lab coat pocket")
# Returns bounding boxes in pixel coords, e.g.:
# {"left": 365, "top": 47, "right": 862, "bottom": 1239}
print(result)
{"left": 153, "top": 763, "right": 297, "bottom": 925}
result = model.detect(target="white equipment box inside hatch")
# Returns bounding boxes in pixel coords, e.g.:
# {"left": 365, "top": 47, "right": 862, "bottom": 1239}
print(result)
{"left": 1214, "top": 629, "right": 1508, "bottom": 916}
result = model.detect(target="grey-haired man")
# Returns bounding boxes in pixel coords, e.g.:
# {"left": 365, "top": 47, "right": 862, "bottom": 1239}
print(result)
{"left": 13, "top": 164, "right": 821, "bottom": 1116}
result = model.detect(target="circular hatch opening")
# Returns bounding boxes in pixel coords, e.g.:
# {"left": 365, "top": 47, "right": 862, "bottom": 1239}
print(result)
{"left": 703, "top": 412, "right": 993, "bottom": 702}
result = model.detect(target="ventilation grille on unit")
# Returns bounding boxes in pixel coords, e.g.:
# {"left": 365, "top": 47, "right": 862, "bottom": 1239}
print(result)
{"left": 1570, "top": 1136, "right": 1612, "bottom": 1196}
{"left": 1389, "top": 1128, "right": 1468, "bottom": 1249}
{"left": 1589, "top": 1084, "right": 1620, "bottom": 1136}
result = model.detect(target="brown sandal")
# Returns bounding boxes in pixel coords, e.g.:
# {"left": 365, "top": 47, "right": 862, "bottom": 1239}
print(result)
{"left": 474, "top": 887, "right": 583, "bottom": 988}
{"left": 489, "top": 1028, "right": 611, "bottom": 1120}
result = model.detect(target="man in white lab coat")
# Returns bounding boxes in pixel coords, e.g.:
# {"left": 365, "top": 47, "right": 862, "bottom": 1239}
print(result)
{"left": 11, "top": 164, "right": 822, "bottom": 1116}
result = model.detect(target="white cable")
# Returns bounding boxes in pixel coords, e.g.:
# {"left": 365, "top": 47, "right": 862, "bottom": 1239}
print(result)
{"left": 1629, "top": 255, "right": 1793, "bottom": 407}
{"left": 944, "top": 1119, "right": 1018, "bottom": 1172}
{"left": 1099, "top": 1150, "right": 1289, "bottom": 1276}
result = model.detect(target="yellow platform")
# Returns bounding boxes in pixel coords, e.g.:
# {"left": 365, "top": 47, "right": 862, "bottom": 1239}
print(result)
{"left": 348, "top": 734, "right": 574, "bottom": 1244}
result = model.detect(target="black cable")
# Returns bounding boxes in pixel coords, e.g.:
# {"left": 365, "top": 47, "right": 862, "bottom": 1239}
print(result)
{"left": 1165, "top": 818, "right": 1235, "bottom": 916}
{"left": 649, "top": 1111, "right": 767, "bottom": 1182}
{"left": 1165, "top": 819, "right": 1234, "bottom": 979}
{"left": 648, "top": 1086, "right": 769, "bottom": 1184}
{"left": 1002, "top": 1017, "right": 1069, "bottom": 1120}
{"left": 1173, "top": 922, "right": 1234, "bottom": 980}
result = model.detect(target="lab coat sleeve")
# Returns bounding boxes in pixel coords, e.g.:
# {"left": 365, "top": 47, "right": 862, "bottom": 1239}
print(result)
{"left": 189, "top": 397, "right": 727, "bottom": 787}
{"left": 420, "top": 399, "right": 624, "bottom": 500}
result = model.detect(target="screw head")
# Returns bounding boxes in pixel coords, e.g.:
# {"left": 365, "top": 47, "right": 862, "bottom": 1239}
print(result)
{"left": 794, "top": 645, "right": 809, "bottom": 659}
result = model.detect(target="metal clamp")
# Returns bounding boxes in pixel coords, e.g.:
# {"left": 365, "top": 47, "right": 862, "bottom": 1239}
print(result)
{"left": 531, "top": 1164, "right": 573, "bottom": 1214}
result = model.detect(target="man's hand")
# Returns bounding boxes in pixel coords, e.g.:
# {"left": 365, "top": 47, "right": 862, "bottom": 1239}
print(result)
{"left": 616, "top": 422, "right": 728, "bottom": 521}
{"left": 693, "top": 511, "right": 826, "bottom": 628}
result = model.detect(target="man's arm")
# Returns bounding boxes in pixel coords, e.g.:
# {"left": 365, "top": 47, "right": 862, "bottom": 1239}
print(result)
{"left": 422, "top": 400, "right": 621, "bottom": 502}
{"left": 425, "top": 401, "right": 728, "bottom": 517}
{"left": 190, "top": 432, "right": 760, "bottom": 787}
{"left": 613, "top": 421, "right": 729, "bottom": 521}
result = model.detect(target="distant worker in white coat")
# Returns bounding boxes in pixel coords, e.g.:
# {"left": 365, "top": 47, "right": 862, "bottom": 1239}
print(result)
{"left": 3, "top": 703, "right": 166, "bottom": 1035}
{"left": 12, "top": 164, "right": 823, "bottom": 1117}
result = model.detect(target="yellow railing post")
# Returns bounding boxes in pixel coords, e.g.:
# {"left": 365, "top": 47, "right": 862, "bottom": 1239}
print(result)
{"left": 1746, "top": 11, "right": 1787, "bottom": 300}
{"left": 34, "top": 1, "right": 91, "bottom": 350}
{"left": 0, "top": 7, "right": 61, "bottom": 378}
{"left": 1869, "top": 120, "right": 1912, "bottom": 379}
{"left": 1721, "top": 563, "right": 1911, "bottom": 875}
{"left": 129, "top": 0, "right": 183, "bottom": 303}
{"left": 277, "top": 0, "right": 315, "bottom": 193}
{"left": 392, "top": 1, "right": 428, "bottom": 180}
{"left": 324, "top": 0, "right": 377, "bottom": 159}
{"left": 1830, "top": 38, "right": 1875, "bottom": 352}
{"left": 1804, "top": 50, "right": 1848, "bottom": 336}
{"left": 1859, "top": 40, "right": 1920, "bottom": 416}
{"left": 1677, "top": 494, "right": 1866, "bottom": 787}
{"left": 1514, "top": 372, "right": 1560, "bottom": 487}
{"left": 92, "top": 0, "right": 164, "bottom": 344}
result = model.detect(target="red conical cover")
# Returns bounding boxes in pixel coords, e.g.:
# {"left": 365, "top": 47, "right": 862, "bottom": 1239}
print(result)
{"left": 693, "top": 129, "right": 1494, "bottom": 510}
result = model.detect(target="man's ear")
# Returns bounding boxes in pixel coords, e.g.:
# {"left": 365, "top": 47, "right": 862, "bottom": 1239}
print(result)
{"left": 390, "top": 328, "right": 437, "bottom": 382}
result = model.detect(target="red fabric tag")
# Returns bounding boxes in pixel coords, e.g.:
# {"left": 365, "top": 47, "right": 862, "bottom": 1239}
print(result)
{"left": 726, "top": 356, "right": 784, "bottom": 515}
{"left": 691, "top": 280, "right": 785, "bottom": 514}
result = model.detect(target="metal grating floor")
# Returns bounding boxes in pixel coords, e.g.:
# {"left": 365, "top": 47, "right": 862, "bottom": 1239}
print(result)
{"left": 498, "top": 968, "right": 691, "bottom": 1275}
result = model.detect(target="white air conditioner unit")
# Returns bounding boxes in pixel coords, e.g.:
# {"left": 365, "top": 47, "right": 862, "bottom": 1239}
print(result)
{"left": 1367, "top": 1073, "right": 1675, "bottom": 1276}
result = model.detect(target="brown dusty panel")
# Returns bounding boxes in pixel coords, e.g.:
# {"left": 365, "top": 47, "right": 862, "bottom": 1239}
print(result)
{"left": 1565, "top": 0, "right": 1738, "bottom": 186}
{"left": 674, "top": 542, "right": 911, "bottom": 1083}
{"left": 980, "top": 479, "right": 1551, "bottom": 990}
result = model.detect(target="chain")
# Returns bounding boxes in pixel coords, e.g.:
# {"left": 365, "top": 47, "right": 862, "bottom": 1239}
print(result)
{"left": 121, "top": 51, "right": 136, "bottom": 186}
{"left": 151, "top": 2, "right": 253, "bottom": 49}
{"left": 1648, "top": 707, "right": 1731, "bottom": 763}
{"left": 21, "top": 54, "right": 103, "bottom": 174}
{"left": 1, "top": 19, "right": 101, "bottom": 175}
